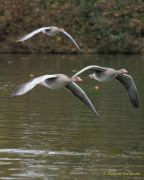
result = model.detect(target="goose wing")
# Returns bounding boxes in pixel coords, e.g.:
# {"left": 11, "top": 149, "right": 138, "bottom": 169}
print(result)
{"left": 65, "top": 82, "right": 100, "bottom": 116}
{"left": 116, "top": 74, "right": 139, "bottom": 108}
{"left": 61, "top": 31, "right": 82, "bottom": 51}
{"left": 17, "top": 27, "right": 51, "bottom": 42}
{"left": 72, "top": 65, "right": 106, "bottom": 77}
{"left": 11, "top": 75, "right": 58, "bottom": 96}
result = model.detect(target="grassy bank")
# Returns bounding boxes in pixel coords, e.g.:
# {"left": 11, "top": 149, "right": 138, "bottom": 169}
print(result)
{"left": 0, "top": 0, "right": 143, "bottom": 54}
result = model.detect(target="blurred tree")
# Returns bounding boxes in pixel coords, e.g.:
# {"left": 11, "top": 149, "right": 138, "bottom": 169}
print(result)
{"left": 0, "top": 0, "right": 143, "bottom": 53}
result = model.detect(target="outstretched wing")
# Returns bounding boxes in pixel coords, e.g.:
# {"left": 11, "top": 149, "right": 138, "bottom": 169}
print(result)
{"left": 72, "top": 65, "right": 106, "bottom": 77}
{"left": 116, "top": 74, "right": 139, "bottom": 108}
{"left": 11, "top": 75, "right": 58, "bottom": 96}
{"left": 17, "top": 27, "right": 51, "bottom": 42}
{"left": 65, "top": 82, "right": 100, "bottom": 117}
{"left": 61, "top": 31, "right": 82, "bottom": 52}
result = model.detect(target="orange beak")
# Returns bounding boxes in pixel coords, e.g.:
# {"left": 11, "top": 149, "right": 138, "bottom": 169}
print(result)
{"left": 123, "top": 69, "right": 128, "bottom": 74}
{"left": 77, "top": 77, "right": 83, "bottom": 82}
{"left": 60, "top": 28, "right": 65, "bottom": 32}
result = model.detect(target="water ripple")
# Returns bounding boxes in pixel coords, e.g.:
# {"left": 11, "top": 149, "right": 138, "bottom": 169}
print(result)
{"left": 0, "top": 149, "right": 90, "bottom": 156}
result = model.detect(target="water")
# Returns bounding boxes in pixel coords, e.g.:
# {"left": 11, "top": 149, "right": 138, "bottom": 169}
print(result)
{"left": 0, "top": 54, "right": 143, "bottom": 179}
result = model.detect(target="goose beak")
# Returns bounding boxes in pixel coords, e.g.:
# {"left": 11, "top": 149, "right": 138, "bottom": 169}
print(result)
{"left": 123, "top": 69, "right": 128, "bottom": 74}
{"left": 59, "top": 28, "right": 65, "bottom": 32}
{"left": 77, "top": 76, "right": 83, "bottom": 82}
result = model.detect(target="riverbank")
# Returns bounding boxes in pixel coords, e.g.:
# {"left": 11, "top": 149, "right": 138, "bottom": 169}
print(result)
{"left": 0, "top": 0, "right": 143, "bottom": 54}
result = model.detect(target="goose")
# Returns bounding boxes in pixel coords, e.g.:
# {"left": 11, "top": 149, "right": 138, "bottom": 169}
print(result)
{"left": 11, "top": 74, "right": 100, "bottom": 116}
{"left": 72, "top": 65, "right": 139, "bottom": 108}
{"left": 17, "top": 26, "right": 82, "bottom": 52}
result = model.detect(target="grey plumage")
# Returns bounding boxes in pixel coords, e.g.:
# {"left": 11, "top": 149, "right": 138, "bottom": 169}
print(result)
{"left": 115, "top": 74, "right": 139, "bottom": 108}
{"left": 73, "top": 65, "right": 139, "bottom": 108}
{"left": 65, "top": 82, "right": 100, "bottom": 116}
{"left": 17, "top": 26, "right": 82, "bottom": 51}
{"left": 11, "top": 74, "right": 99, "bottom": 116}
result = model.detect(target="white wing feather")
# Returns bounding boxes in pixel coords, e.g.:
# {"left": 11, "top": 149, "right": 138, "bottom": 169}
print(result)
{"left": 11, "top": 75, "right": 58, "bottom": 96}
{"left": 72, "top": 65, "right": 106, "bottom": 77}
{"left": 17, "top": 27, "right": 51, "bottom": 42}
{"left": 62, "top": 31, "right": 82, "bottom": 51}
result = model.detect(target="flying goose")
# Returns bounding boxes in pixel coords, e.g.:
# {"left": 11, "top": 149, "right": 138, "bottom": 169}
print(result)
{"left": 72, "top": 65, "right": 139, "bottom": 108}
{"left": 17, "top": 26, "right": 82, "bottom": 51}
{"left": 11, "top": 74, "right": 100, "bottom": 116}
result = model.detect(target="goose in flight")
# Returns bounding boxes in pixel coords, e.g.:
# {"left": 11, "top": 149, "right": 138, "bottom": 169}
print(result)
{"left": 11, "top": 74, "right": 100, "bottom": 116}
{"left": 72, "top": 65, "right": 139, "bottom": 108}
{"left": 17, "top": 26, "right": 82, "bottom": 51}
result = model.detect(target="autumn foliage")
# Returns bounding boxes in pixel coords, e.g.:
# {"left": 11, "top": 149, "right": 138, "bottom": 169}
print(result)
{"left": 0, "top": 0, "right": 143, "bottom": 53}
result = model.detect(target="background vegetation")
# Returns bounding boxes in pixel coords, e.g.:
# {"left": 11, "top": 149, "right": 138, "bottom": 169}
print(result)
{"left": 0, "top": 0, "right": 144, "bottom": 53}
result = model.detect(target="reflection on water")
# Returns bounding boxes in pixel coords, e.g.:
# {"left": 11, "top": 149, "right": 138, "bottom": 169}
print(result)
{"left": 0, "top": 54, "right": 144, "bottom": 179}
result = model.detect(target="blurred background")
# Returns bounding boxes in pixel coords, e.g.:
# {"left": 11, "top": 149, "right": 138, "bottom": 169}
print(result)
{"left": 0, "top": 1, "right": 144, "bottom": 179}
{"left": 0, "top": 0, "right": 143, "bottom": 54}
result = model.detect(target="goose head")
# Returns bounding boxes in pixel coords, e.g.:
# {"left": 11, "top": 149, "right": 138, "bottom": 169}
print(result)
{"left": 59, "top": 28, "right": 65, "bottom": 33}
{"left": 71, "top": 76, "right": 83, "bottom": 82}
{"left": 117, "top": 68, "right": 128, "bottom": 74}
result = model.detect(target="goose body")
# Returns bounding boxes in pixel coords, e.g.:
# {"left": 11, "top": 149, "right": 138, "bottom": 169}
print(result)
{"left": 73, "top": 65, "right": 139, "bottom": 108}
{"left": 11, "top": 74, "right": 100, "bottom": 116}
{"left": 17, "top": 26, "right": 82, "bottom": 51}
{"left": 41, "top": 74, "right": 72, "bottom": 89}
{"left": 89, "top": 68, "right": 118, "bottom": 82}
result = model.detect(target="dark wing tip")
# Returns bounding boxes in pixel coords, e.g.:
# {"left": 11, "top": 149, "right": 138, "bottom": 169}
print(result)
{"left": 95, "top": 112, "right": 102, "bottom": 118}
{"left": 11, "top": 89, "right": 19, "bottom": 97}
{"left": 116, "top": 74, "right": 139, "bottom": 109}
{"left": 129, "top": 85, "right": 139, "bottom": 108}
{"left": 132, "top": 96, "right": 139, "bottom": 108}
{"left": 10, "top": 83, "right": 26, "bottom": 97}
{"left": 78, "top": 48, "right": 83, "bottom": 53}
{"left": 91, "top": 106, "right": 101, "bottom": 117}
{"left": 65, "top": 82, "right": 101, "bottom": 117}
{"left": 10, "top": 93, "right": 15, "bottom": 97}
{"left": 91, "top": 107, "right": 101, "bottom": 117}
